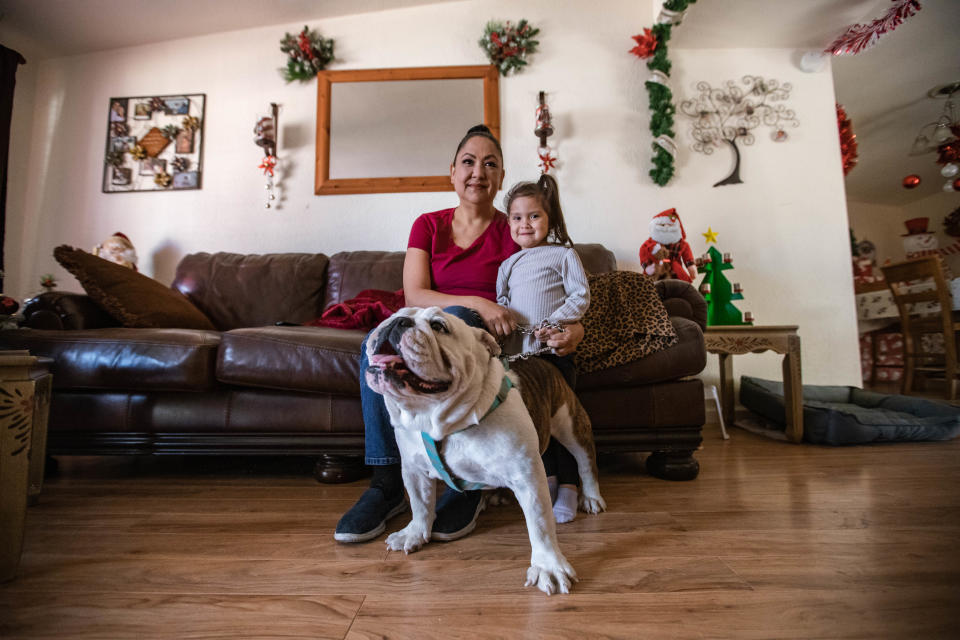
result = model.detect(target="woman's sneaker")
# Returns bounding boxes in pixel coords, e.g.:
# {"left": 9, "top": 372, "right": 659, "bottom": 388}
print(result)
{"left": 431, "top": 489, "right": 485, "bottom": 541}
{"left": 334, "top": 487, "right": 407, "bottom": 543}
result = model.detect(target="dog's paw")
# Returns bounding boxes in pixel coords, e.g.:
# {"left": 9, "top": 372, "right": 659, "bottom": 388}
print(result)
{"left": 524, "top": 561, "right": 578, "bottom": 595}
{"left": 385, "top": 524, "right": 429, "bottom": 554}
{"left": 579, "top": 493, "right": 607, "bottom": 514}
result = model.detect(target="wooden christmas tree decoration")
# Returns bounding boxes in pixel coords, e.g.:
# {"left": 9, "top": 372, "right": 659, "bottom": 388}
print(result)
{"left": 697, "top": 246, "right": 753, "bottom": 326}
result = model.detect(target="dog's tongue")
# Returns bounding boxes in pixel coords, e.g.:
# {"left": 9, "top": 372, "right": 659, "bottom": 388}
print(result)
{"left": 370, "top": 354, "right": 405, "bottom": 368}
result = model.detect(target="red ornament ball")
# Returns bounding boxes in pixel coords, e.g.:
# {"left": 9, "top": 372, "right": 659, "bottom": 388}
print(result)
{"left": 954, "top": 177, "right": 960, "bottom": 191}
{"left": 902, "top": 174, "right": 921, "bottom": 189}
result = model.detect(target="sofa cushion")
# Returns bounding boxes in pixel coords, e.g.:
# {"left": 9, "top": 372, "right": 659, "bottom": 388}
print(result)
{"left": 324, "top": 251, "right": 405, "bottom": 309}
{"left": 578, "top": 316, "right": 705, "bottom": 390}
{"left": 54, "top": 245, "right": 215, "bottom": 330}
{"left": 0, "top": 328, "right": 221, "bottom": 391}
{"left": 172, "top": 252, "right": 330, "bottom": 330}
{"left": 217, "top": 326, "right": 364, "bottom": 394}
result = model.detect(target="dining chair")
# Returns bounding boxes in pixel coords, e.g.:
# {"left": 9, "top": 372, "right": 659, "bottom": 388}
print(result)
{"left": 880, "top": 256, "right": 960, "bottom": 400}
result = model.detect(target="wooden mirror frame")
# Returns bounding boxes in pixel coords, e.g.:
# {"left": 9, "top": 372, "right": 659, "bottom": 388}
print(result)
{"left": 315, "top": 65, "right": 500, "bottom": 196}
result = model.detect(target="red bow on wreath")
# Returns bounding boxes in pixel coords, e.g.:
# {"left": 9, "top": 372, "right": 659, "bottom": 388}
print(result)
{"left": 629, "top": 28, "right": 658, "bottom": 59}
{"left": 259, "top": 155, "right": 277, "bottom": 177}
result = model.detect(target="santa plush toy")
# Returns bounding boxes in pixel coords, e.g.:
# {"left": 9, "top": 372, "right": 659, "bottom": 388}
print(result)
{"left": 93, "top": 232, "right": 138, "bottom": 271}
{"left": 639, "top": 208, "right": 697, "bottom": 282}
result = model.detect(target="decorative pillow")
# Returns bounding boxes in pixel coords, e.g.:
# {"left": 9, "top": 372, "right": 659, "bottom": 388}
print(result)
{"left": 53, "top": 245, "right": 216, "bottom": 330}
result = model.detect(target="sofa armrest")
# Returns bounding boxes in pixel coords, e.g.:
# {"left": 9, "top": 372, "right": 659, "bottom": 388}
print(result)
{"left": 655, "top": 279, "right": 707, "bottom": 331}
{"left": 20, "top": 292, "right": 120, "bottom": 330}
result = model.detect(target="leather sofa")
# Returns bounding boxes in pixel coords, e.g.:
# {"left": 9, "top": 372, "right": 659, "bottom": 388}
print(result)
{"left": 0, "top": 245, "right": 708, "bottom": 481}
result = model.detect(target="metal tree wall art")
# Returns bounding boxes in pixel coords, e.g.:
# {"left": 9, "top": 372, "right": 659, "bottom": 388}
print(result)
{"left": 679, "top": 76, "right": 798, "bottom": 187}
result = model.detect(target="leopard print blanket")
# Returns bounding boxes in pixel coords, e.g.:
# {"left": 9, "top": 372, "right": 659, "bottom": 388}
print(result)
{"left": 574, "top": 271, "right": 678, "bottom": 374}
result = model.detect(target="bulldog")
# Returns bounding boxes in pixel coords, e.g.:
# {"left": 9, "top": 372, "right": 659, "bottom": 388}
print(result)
{"left": 365, "top": 307, "right": 605, "bottom": 595}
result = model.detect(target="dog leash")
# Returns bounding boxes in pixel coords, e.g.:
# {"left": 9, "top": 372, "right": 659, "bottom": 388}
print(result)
{"left": 420, "top": 374, "right": 514, "bottom": 493}
{"left": 503, "top": 320, "right": 566, "bottom": 362}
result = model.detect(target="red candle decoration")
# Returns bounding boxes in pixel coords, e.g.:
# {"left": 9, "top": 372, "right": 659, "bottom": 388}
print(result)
{"left": 902, "top": 174, "right": 921, "bottom": 189}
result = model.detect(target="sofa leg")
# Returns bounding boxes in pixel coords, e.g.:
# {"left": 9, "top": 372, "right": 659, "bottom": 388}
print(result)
{"left": 314, "top": 454, "right": 369, "bottom": 484}
{"left": 646, "top": 450, "right": 699, "bottom": 481}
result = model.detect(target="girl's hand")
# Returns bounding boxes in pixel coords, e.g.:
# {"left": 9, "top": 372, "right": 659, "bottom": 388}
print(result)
{"left": 473, "top": 297, "right": 515, "bottom": 339}
{"left": 537, "top": 321, "right": 585, "bottom": 356}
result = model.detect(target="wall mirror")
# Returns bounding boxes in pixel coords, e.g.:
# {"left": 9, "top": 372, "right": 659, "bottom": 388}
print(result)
{"left": 315, "top": 65, "right": 499, "bottom": 195}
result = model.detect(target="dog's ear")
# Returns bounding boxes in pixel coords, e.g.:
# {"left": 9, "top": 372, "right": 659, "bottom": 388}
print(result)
{"left": 474, "top": 327, "right": 501, "bottom": 357}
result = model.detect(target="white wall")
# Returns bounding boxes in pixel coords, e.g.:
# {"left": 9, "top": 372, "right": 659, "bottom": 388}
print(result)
{"left": 3, "top": 0, "right": 862, "bottom": 387}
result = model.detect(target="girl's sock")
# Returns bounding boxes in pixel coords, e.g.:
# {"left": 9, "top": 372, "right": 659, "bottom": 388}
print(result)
{"left": 547, "top": 475, "right": 558, "bottom": 503}
{"left": 553, "top": 485, "right": 578, "bottom": 523}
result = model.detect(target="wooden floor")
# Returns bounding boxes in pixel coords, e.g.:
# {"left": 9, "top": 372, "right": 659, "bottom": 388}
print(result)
{"left": 3, "top": 416, "right": 960, "bottom": 639}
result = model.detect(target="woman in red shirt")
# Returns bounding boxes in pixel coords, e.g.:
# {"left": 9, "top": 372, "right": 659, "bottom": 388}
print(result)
{"left": 335, "top": 125, "right": 584, "bottom": 544}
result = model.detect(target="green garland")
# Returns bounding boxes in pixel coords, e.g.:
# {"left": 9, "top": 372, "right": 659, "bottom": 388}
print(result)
{"left": 642, "top": 0, "right": 696, "bottom": 186}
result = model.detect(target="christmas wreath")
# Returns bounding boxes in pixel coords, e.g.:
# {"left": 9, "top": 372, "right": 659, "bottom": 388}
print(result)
{"left": 280, "top": 26, "right": 334, "bottom": 83}
{"left": 479, "top": 19, "right": 540, "bottom": 76}
{"left": 630, "top": 0, "right": 697, "bottom": 187}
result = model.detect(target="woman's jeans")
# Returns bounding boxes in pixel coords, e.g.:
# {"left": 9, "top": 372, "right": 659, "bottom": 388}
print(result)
{"left": 361, "top": 305, "right": 485, "bottom": 465}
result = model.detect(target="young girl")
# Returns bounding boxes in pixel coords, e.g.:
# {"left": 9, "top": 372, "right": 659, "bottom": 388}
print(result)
{"left": 496, "top": 173, "right": 589, "bottom": 523}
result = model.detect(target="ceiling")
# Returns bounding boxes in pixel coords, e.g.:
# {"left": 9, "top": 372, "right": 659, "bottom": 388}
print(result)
{"left": 1, "top": 0, "right": 956, "bottom": 207}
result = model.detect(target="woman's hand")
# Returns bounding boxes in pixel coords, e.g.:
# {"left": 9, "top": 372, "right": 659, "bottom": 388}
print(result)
{"left": 536, "top": 321, "right": 585, "bottom": 357}
{"left": 473, "top": 297, "right": 515, "bottom": 339}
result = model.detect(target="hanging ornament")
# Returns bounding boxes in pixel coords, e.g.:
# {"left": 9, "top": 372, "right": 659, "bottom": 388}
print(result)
{"left": 259, "top": 155, "right": 277, "bottom": 177}
{"left": 902, "top": 174, "right": 921, "bottom": 189}
{"left": 937, "top": 140, "right": 960, "bottom": 166}
{"left": 941, "top": 162, "right": 959, "bottom": 178}
{"left": 479, "top": 19, "right": 540, "bottom": 76}
{"left": 534, "top": 91, "right": 557, "bottom": 174}
{"left": 836, "top": 103, "right": 859, "bottom": 176}
{"left": 538, "top": 147, "right": 558, "bottom": 174}
{"left": 279, "top": 26, "right": 335, "bottom": 83}
{"left": 954, "top": 177, "right": 960, "bottom": 191}
{"left": 255, "top": 104, "right": 280, "bottom": 210}
{"left": 825, "top": 0, "right": 922, "bottom": 57}
{"left": 945, "top": 181, "right": 956, "bottom": 192}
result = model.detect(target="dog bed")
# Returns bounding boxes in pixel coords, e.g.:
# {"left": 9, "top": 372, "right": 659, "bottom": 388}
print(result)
{"left": 739, "top": 376, "right": 960, "bottom": 445}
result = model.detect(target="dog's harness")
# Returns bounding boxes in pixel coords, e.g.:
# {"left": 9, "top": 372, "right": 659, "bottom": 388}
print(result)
{"left": 420, "top": 374, "right": 513, "bottom": 493}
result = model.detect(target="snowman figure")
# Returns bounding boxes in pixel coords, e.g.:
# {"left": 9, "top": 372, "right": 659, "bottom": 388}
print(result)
{"left": 901, "top": 217, "right": 938, "bottom": 258}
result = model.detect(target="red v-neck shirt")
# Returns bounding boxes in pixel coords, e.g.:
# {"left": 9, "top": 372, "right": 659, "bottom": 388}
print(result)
{"left": 408, "top": 208, "right": 520, "bottom": 301}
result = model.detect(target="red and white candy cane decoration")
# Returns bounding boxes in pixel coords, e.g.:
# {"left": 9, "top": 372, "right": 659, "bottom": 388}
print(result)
{"left": 535, "top": 91, "right": 557, "bottom": 174}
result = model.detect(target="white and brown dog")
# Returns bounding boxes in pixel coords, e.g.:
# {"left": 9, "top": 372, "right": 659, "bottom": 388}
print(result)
{"left": 364, "top": 307, "right": 605, "bottom": 595}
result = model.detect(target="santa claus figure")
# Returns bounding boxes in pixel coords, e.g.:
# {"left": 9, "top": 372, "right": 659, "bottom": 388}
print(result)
{"left": 639, "top": 208, "right": 697, "bottom": 282}
{"left": 93, "top": 232, "right": 138, "bottom": 271}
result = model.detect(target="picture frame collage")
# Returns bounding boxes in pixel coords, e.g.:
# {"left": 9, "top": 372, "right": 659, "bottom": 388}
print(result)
{"left": 102, "top": 93, "right": 206, "bottom": 193}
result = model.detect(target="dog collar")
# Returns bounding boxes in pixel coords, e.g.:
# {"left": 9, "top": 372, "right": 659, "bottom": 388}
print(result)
{"left": 421, "top": 374, "right": 514, "bottom": 493}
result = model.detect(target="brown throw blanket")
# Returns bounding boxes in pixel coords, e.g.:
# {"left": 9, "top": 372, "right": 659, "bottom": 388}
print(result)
{"left": 574, "top": 271, "right": 678, "bottom": 374}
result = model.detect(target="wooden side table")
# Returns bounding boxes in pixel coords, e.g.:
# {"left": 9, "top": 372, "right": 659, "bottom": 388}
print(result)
{"left": 0, "top": 350, "right": 53, "bottom": 582}
{"left": 704, "top": 325, "right": 803, "bottom": 443}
